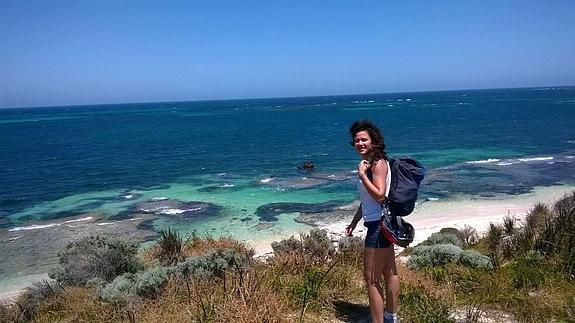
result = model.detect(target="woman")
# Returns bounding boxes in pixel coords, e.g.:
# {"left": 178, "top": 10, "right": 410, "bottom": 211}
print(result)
{"left": 346, "top": 120, "right": 399, "bottom": 323}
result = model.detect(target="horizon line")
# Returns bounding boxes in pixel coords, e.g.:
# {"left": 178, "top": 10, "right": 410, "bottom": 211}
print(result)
{"left": 2, "top": 83, "right": 574, "bottom": 110}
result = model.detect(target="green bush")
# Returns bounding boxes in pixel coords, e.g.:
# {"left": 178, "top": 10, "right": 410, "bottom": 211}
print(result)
{"left": 424, "top": 232, "right": 464, "bottom": 248}
{"left": 271, "top": 236, "right": 302, "bottom": 255}
{"left": 458, "top": 250, "right": 493, "bottom": 270}
{"left": 50, "top": 235, "right": 143, "bottom": 286}
{"left": 99, "top": 273, "right": 138, "bottom": 305}
{"left": 303, "top": 229, "right": 336, "bottom": 262}
{"left": 511, "top": 250, "right": 546, "bottom": 289}
{"left": 503, "top": 214, "right": 516, "bottom": 235}
{"left": 486, "top": 223, "right": 504, "bottom": 269}
{"left": 177, "top": 248, "right": 248, "bottom": 280}
{"left": 536, "top": 192, "right": 575, "bottom": 277}
{"left": 99, "top": 266, "right": 174, "bottom": 304}
{"left": 459, "top": 225, "right": 479, "bottom": 246}
{"left": 156, "top": 228, "right": 184, "bottom": 265}
{"left": 407, "top": 244, "right": 463, "bottom": 269}
{"left": 272, "top": 229, "right": 335, "bottom": 264}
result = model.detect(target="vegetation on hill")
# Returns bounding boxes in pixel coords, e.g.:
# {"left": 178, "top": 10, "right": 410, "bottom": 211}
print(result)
{"left": 1, "top": 192, "right": 574, "bottom": 322}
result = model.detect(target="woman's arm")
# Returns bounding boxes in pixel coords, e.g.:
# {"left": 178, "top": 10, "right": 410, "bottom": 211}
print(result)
{"left": 358, "top": 159, "right": 388, "bottom": 203}
{"left": 346, "top": 204, "right": 362, "bottom": 236}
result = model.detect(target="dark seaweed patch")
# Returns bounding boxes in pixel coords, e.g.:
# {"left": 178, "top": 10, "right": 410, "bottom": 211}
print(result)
{"left": 255, "top": 200, "right": 347, "bottom": 222}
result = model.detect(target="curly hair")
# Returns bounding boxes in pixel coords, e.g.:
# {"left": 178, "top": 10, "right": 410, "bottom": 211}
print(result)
{"left": 349, "top": 119, "right": 388, "bottom": 161}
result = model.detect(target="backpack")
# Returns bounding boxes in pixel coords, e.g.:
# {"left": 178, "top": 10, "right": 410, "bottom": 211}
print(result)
{"left": 386, "top": 157, "right": 426, "bottom": 217}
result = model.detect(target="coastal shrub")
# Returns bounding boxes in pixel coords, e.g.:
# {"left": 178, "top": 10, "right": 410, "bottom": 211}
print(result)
{"left": 459, "top": 225, "right": 479, "bottom": 246}
{"left": 99, "top": 273, "right": 138, "bottom": 305}
{"left": 50, "top": 235, "right": 143, "bottom": 286}
{"left": 99, "top": 266, "right": 174, "bottom": 304}
{"left": 156, "top": 228, "right": 184, "bottom": 265}
{"left": 271, "top": 229, "right": 335, "bottom": 266}
{"left": 536, "top": 192, "right": 575, "bottom": 278}
{"left": 424, "top": 232, "right": 464, "bottom": 248}
{"left": 177, "top": 248, "right": 248, "bottom": 280}
{"left": 186, "top": 235, "right": 255, "bottom": 259}
{"left": 486, "top": 223, "right": 503, "bottom": 269}
{"left": 271, "top": 236, "right": 302, "bottom": 255}
{"left": 458, "top": 250, "right": 493, "bottom": 270}
{"left": 407, "top": 244, "right": 463, "bottom": 270}
{"left": 15, "top": 279, "right": 64, "bottom": 321}
{"left": 511, "top": 250, "right": 546, "bottom": 289}
{"left": 439, "top": 227, "right": 468, "bottom": 246}
{"left": 503, "top": 213, "right": 517, "bottom": 236}
{"left": 525, "top": 203, "right": 552, "bottom": 234}
{"left": 302, "top": 229, "right": 336, "bottom": 262}
{"left": 399, "top": 283, "right": 452, "bottom": 322}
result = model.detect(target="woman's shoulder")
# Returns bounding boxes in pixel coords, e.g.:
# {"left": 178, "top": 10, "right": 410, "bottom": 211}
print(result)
{"left": 372, "top": 158, "right": 389, "bottom": 170}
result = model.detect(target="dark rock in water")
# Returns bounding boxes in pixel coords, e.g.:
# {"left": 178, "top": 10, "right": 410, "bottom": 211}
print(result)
{"left": 297, "top": 160, "right": 314, "bottom": 170}
{"left": 255, "top": 200, "right": 348, "bottom": 222}
{"left": 240, "top": 217, "right": 252, "bottom": 222}
{"left": 135, "top": 199, "right": 222, "bottom": 220}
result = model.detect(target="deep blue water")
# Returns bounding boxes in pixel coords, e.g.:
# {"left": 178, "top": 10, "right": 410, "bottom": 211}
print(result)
{"left": 1, "top": 87, "right": 575, "bottom": 228}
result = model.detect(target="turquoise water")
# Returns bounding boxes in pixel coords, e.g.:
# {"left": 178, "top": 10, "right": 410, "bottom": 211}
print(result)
{"left": 1, "top": 87, "right": 575, "bottom": 236}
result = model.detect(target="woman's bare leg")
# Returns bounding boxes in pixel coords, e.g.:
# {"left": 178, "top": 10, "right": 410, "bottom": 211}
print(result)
{"left": 382, "top": 246, "right": 399, "bottom": 314}
{"left": 364, "top": 247, "right": 388, "bottom": 323}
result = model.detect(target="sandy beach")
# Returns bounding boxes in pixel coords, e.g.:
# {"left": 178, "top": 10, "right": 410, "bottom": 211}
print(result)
{"left": 252, "top": 185, "right": 575, "bottom": 255}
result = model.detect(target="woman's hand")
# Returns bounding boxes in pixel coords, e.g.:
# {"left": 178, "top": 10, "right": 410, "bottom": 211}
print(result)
{"left": 345, "top": 223, "right": 356, "bottom": 236}
{"left": 358, "top": 159, "right": 371, "bottom": 177}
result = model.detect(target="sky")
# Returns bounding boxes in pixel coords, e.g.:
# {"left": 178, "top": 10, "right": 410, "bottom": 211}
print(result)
{"left": 1, "top": 1, "right": 574, "bottom": 108}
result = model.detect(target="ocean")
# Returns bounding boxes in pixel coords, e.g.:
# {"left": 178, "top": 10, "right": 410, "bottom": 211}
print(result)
{"left": 1, "top": 86, "right": 575, "bottom": 288}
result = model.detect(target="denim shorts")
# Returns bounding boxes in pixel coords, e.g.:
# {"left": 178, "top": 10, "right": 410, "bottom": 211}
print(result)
{"left": 364, "top": 220, "right": 392, "bottom": 248}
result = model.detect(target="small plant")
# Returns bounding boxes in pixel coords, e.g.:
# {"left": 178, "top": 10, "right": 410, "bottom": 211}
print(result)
{"left": 459, "top": 225, "right": 478, "bottom": 246}
{"left": 271, "top": 236, "right": 302, "bottom": 255}
{"left": 156, "top": 228, "right": 184, "bottom": 265}
{"left": 176, "top": 248, "right": 247, "bottom": 281}
{"left": 536, "top": 192, "right": 575, "bottom": 277}
{"left": 50, "top": 235, "right": 143, "bottom": 286}
{"left": 302, "top": 229, "right": 336, "bottom": 263}
{"left": 424, "top": 232, "right": 464, "bottom": 248}
{"left": 99, "top": 273, "right": 138, "bottom": 305}
{"left": 464, "top": 302, "right": 484, "bottom": 323}
{"left": 407, "top": 244, "right": 463, "bottom": 269}
{"left": 503, "top": 213, "right": 516, "bottom": 236}
{"left": 486, "top": 223, "right": 503, "bottom": 269}
{"left": 458, "top": 250, "right": 493, "bottom": 270}
{"left": 99, "top": 266, "right": 174, "bottom": 305}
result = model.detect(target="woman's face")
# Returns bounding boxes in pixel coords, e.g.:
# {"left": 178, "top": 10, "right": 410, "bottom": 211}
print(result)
{"left": 353, "top": 130, "right": 372, "bottom": 158}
